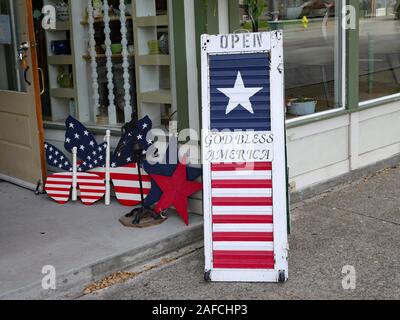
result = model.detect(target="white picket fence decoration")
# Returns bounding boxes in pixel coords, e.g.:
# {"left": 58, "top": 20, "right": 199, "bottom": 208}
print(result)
{"left": 103, "top": 0, "right": 117, "bottom": 125}
{"left": 119, "top": 0, "right": 132, "bottom": 121}
{"left": 87, "top": 0, "right": 100, "bottom": 116}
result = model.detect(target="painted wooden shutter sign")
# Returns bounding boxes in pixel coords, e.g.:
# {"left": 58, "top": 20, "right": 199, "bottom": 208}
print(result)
{"left": 201, "top": 31, "right": 289, "bottom": 282}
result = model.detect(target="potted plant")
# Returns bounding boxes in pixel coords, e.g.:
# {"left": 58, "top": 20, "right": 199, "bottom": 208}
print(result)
{"left": 287, "top": 97, "right": 317, "bottom": 116}
{"left": 244, "top": 0, "right": 266, "bottom": 32}
{"left": 93, "top": 0, "right": 103, "bottom": 18}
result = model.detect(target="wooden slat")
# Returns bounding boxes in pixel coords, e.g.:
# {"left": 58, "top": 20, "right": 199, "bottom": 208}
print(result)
{"left": 82, "top": 53, "right": 135, "bottom": 60}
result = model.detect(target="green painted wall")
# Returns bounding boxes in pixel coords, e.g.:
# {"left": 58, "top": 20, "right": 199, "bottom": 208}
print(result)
{"left": 172, "top": 0, "right": 189, "bottom": 131}
{"left": 172, "top": 0, "right": 220, "bottom": 131}
{"left": 207, "top": 0, "right": 219, "bottom": 35}
{"left": 193, "top": 0, "right": 220, "bottom": 128}
{"left": 228, "top": 0, "right": 240, "bottom": 32}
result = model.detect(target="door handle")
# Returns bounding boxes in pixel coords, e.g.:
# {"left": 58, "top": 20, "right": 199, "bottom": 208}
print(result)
{"left": 24, "top": 66, "right": 31, "bottom": 86}
{"left": 38, "top": 68, "right": 45, "bottom": 95}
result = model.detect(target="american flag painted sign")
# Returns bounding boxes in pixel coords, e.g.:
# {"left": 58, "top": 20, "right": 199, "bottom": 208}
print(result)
{"left": 44, "top": 162, "right": 150, "bottom": 207}
{"left": 201, "top": 32, "right": 288, "bottom": 282}
{"left": 211, "top": 162, "right": 274, "bottom": 269}
{"left": 45, "top": 172, "right": 105, "bottom": 205}
{"left": 44, "top": 141, "right": 150, "bottom": 207}
{"left": 44, "top": 116, "right": 153, "bottom": 206}
{"left": 89, "top": 163, "right": 151, "bottom": 206}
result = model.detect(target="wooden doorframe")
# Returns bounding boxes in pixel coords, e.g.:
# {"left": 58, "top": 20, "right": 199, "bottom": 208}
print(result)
{"left": 26, "top": 0, "right": 47, "bottom": 185}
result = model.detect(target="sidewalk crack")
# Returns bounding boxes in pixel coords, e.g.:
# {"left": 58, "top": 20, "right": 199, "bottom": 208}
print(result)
{"left": 317, "top": 203, "right": 400, "bottom": 227}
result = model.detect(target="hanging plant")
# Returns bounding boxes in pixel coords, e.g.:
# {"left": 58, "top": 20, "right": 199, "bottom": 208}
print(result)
{"left": 244, "top": 0, "right": 266, "bottom": 32}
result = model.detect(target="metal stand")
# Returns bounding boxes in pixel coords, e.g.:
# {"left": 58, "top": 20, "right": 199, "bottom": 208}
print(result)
{"left": 127, "top": 156, "right": 165, "bottom": 225}
{"left": 121, "top": 116, "right": 165, "bottom": 226}
{"left": 128, "top": 156, "right": 155, "bottom": 225}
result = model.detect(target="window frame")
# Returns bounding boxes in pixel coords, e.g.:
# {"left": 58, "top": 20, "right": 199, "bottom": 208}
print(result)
{"left": 358, "top": 5, "right": 400, "bottom": 109}
{"left": 228, "top": 0, "right": 400, "bottom": 127}
{"left": 226, "top": 0, "right": 349, "bottom": 128}
{"left": 286, "top": 0, "right": 347, "bottom": 126}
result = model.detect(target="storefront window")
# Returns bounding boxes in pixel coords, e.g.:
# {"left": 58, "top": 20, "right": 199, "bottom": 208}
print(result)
{"left": 35, "top": 0, "right": 170, "bottom": 127}
{"left": 359, "top": 0, "right": 400, "bottom": 102}
{"left": 237, "top": 0, "right": 344, "bottom": 119}
{"left": 0, "top": 0, "right": 27, "bottom": 92}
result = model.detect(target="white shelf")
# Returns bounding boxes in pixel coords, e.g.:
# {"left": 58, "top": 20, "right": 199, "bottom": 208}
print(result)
{"left": 81, "top": 16, "right": 133, "bottom": 25}
{"left": 43, "top": 0, "right": 172, "bottom": 126}
{"left": 133, "top": 1, "right": 172, "bottom": 127}
{"left": 43, "top": 0, "right": 79, "bottom": 122}
{"left": 82, "top": 53, "right": 135, "bottom": 60}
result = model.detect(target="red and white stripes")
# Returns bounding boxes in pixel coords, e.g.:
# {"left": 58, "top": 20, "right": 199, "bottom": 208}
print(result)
{"left": 45, "top": 172, "right": 105, "bottom": 206}
{"left": 211, "top": 162, "right": 274, "bottom": 269}
{"left": 89, "top": 163, "right": 151, "bottom": 206}
{"left": 45, "top": 163, "right": 150, "bottom": 206}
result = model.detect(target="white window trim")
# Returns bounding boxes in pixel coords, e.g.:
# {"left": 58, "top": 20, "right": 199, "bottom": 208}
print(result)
{"left": 286, "top": 105, "right": 346, "bottom": 125}
{"left": 359, "top": 93, "right": 400, "bottom": 108}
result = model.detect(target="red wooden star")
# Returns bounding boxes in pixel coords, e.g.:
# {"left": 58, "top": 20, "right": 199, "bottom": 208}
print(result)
{"left": 150, "top": 161, "right": 203, "bottom": 225}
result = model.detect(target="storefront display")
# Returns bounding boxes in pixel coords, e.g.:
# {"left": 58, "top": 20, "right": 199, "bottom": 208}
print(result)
{"left": 42, "top": 112, "right": 201, "bottom": 227}
{"left": 40, "top": 0, "right": 171, "bottom": 127}
{"left": 44, "top": 115, "right": 152, "bottom": 206}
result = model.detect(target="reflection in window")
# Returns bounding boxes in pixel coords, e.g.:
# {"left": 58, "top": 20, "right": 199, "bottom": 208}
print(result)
{"left": 359, "top": 0, "right": 400, "bottom": 102}
{"left": 238, "top": 0, "right": 344, "bottom": 119}
{"left": 0, "top": 0, "right": 26, "bottom": 92}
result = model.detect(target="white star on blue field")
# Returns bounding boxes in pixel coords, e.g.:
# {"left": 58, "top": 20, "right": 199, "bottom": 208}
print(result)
{"left": 209, "top": 53, "right": 271, "bottom": 131}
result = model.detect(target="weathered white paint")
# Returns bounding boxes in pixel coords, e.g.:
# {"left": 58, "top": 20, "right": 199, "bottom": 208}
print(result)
{"left": 201, "top": 32, "right": 289, "bottom": 282}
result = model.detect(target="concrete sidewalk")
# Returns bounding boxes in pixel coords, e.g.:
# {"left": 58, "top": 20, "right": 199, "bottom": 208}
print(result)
{"left": 82, "top": 164, "right": 400, "bottom": 300}
{"left": 0, "top": 182, "right": 203, "bottom": 300}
